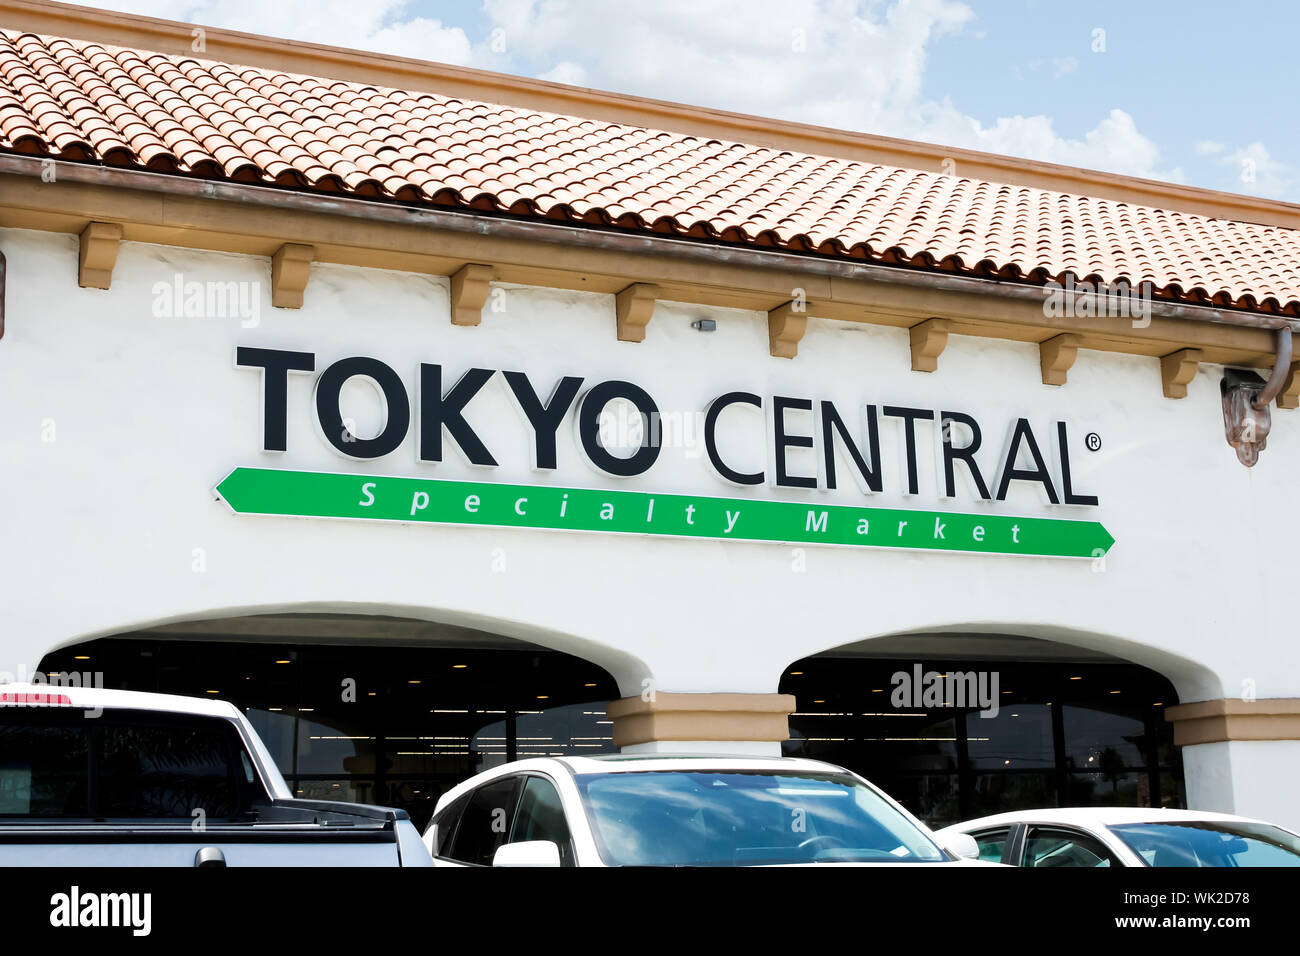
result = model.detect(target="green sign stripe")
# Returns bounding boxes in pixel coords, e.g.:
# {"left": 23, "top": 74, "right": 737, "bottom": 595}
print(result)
{"left": 214, "top": 467, "right": 1115, "bottom": 559}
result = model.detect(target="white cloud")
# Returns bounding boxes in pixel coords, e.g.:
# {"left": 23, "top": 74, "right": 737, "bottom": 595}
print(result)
{"left": 1218, "top": 142, "right": 1294, "bottom": 198}
{"left": 473, "top": 0, "right": 1180, "bottom": 181}
{"left": 80, "top": 0, "right": 1183, "bottom": 183}
{"left": 1051, "top": 56, "right": 1077, "bottom": 79}
{"left": 86, "top": 0, "right": 473, "bottom": 64}
{"left": 538, "top": 60, "right": 586, "bottom": 86}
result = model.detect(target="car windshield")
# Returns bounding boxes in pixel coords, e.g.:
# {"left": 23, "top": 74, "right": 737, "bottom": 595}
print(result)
{"left": 573, "top": 769, "right": 947, "bottom": 866}
{"left": 1110, "top": 821, "right": 1300, "bottom": 867}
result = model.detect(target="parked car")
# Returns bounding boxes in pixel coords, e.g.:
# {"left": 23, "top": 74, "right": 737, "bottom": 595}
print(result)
{"left": 935, "top": 807, "right": 1300, "bottom": 867}
{"left": 0, "top": 683, "right": 431, "bottom": 866}
{"left": 421, "top": 753, "right": 992, "bottom": 866}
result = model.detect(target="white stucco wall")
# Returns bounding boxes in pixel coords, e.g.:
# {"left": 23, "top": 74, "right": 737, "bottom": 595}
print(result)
{"left": 0, "top": 225, "right": 1295, "bottom": 711}
{"left": 1182, "top": 740, "right": 1300, "bottom": 829}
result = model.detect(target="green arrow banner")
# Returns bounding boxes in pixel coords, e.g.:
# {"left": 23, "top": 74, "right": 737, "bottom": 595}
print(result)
{"left": 214, "top": 467, "right": 1114, "bottom": 559}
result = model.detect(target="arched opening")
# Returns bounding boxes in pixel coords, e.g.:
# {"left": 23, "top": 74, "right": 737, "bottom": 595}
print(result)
{"left": 39, "top": 613, "right": 620, "bottom": 829}
{"left": 779, "top": 631, "right": 1187, "bottom": 829}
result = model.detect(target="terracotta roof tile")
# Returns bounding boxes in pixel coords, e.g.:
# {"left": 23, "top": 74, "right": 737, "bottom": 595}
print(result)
{"left": 2, "top": 27, "right": 1299, "bottom": 313}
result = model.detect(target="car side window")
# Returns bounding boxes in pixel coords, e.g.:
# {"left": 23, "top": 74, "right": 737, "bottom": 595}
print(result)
{"left": 970, "top": 827, "right": 1011, "bottom": 864}
{"left": 447, "top": 777, "right": 521, "bottom": 866}
{"left": 508, "top": 775, "right": 575, "bottom": 867}
{"left": 1024, "top": 826, "right": 1116, "bottom": 868}
{"left": 433, "top": 793, "right": 470, "bottom": 860}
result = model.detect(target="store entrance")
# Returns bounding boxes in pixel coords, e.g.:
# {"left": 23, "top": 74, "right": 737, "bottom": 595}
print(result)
{"left": 780, "top": 633, "right": 1185, "bottom": 829}
{"left": 40, "top": 614, "right": 619, "bottom": 829}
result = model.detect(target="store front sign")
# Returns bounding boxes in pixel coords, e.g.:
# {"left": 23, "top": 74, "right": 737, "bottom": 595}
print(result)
{"left": 214, "top": 467, "right": 1115, "bottom": 559}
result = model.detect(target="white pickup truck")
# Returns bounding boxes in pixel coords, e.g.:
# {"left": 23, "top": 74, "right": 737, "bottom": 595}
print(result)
{"left": 0, "top": 684, "right": 431, "bottom": 866}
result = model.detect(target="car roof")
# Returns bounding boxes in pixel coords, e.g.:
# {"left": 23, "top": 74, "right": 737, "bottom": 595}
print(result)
{"left": 941, "top": 806, "right": 1278, "bottom": 831}
{"left": 0, "top": 682, "right": 244, "bottom": 720}
{"left": 557, "top": 753, "right": 846, "bottom": 774}
{"left": 430, "top": 753, "right": 857, "bottom": 816}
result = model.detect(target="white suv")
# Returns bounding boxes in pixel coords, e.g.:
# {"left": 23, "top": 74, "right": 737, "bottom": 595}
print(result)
{"left": 422, "top": 753, "right": 990, "bottom": 867}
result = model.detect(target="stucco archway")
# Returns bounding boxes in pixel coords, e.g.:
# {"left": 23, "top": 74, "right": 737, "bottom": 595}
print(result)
{"left": 35, "top": 606, "right": 646, "bottom": 828}
{"left": 774, "top": 626, "right": 1205, "bottom": 827}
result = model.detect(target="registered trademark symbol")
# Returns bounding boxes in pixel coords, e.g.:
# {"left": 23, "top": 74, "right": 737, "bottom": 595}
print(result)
{"left": 1085, "top": 432, "right": 1102, "bottom": 452}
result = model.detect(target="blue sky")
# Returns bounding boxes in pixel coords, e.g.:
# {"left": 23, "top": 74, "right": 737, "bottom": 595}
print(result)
{"left": 88, "top": 0, "right": 1298, "bottom": 201}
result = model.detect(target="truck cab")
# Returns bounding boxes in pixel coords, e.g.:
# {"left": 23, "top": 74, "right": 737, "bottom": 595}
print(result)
{"left": 0, "top": 685, "right": 431, "bottom": 866}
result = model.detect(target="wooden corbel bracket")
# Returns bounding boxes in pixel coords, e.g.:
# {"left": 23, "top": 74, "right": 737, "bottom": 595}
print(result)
{"left": 909, "top": 318, "right": 952, "bottom": 372}
{"left": 767, "top": 300, "right": 809, "bottom": 358}
{"left": 616, "top": 283, "right": 659, "bottom": 342}
{"left": 1160, "top": 348, "right": 1202, "bottom": 399}
{"left": 1276, "top": 362, "right": 1300, "bottom": 409}
{"left": 78, "top": 221, "right": 122, "bottom": 289}
{"left": 451, "top": 263, "right": 495, "bottom": 326}
{"left": 271, "top": 243, "right": 315, "bottom": 309}
{"left": 1040, "top": 333, "right": 1081, "bottom": 386}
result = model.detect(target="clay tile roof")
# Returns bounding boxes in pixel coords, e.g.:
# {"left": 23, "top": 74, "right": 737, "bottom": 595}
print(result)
{"left": 2, "top": 27, "right": 1300, "bottom": 313}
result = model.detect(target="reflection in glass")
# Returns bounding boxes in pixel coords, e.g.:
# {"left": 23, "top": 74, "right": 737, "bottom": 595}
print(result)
{"left": 965, "top": 705, "right": 1054, "bottom": 769}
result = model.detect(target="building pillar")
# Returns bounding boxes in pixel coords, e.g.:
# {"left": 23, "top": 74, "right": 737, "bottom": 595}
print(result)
{"left": 1167, "top": 698, "right": 1300, "bottom": 831}
{"left": 607, "top": 692, "right": 796, "bottom": 757}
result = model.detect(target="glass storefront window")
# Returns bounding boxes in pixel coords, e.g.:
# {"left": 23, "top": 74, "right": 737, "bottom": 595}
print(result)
{"left": 965, "top": 705, "right": 1054, "bottom": 769}
{"left": 40, "top": 634, "right": 619, "bottom": 829}
{"left": 1062, "top": 704, "right": 1149, "bottom": 769}
{"left": 968, "top": 772, "right": 1058, "bottom": 818}
{"left": 868, "top": 773, "right": 961, "bottom": 827}
{"left": 780, "top": 656, "right": 1184, "bottom": 826}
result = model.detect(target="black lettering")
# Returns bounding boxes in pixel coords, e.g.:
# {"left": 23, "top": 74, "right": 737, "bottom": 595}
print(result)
{"left": 820, "top": 401, "right": 882, "bottom": 493}
{"left": 236, "top": 346, "right": 314, "bottom": 451}
{"left": 940, "top": 410, "right": 991, "bottom": 500}
{"left": 773, "top": 396, "right": 816, "bottom": 488}
{"left": 1058, "top": 421, "right": 1099, "bottom": 505}
{"left": 418, "top": 365, "right": 498, "bottom": 466}
{"left": 882, "top": 406, "right": 935, "bottom": 495}
{"left": 704, "top": 392, "right": 764, "bottom": 485}
{"left": 996, "top": 418, "right": 1060, "bottom": 503}
{"left": 577, "top": 380, "right": 661, "bottom": 477}
{"left": 315, "top": 356, "right": 410, "bottom": 459}
{"left": 503, "top": 371, "right": 583, "bottom": 470}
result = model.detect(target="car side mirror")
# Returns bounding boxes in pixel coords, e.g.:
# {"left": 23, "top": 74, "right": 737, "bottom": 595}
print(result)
{"left": 943, "top": 832, "right": 981, "bottom": 861}
{"left": 492, "top": 840, "right": 562, "bottom": 867}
